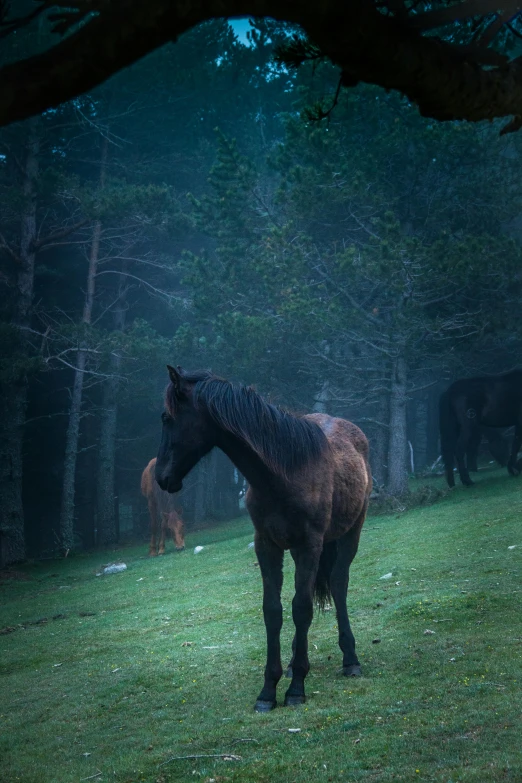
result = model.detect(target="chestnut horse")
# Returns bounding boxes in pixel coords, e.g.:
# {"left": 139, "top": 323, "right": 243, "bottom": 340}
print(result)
{"left": 141, "top": 458, "right": 185, "bottom": 555}
{"left": 155, "top": 366, "right": 371, "bottom": 712}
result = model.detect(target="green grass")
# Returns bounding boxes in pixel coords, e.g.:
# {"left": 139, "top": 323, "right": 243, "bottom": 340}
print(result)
{"left": 1, "top": 467, "right": 521, "bottom": 783}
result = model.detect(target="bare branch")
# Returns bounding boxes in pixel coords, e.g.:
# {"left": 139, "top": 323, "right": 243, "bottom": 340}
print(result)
{"left": 32, "top": 218, "right": 90, "bottom": 251}
{"left": 0, "top": 233, "right": 21, "bottom": 264}
{"left": 95, "top": 269, "right": 182, "bottom": 302}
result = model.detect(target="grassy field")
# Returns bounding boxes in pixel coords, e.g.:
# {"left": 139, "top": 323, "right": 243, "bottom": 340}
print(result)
{"left": 1, "top": 467, "right": 521, "bottom": 783}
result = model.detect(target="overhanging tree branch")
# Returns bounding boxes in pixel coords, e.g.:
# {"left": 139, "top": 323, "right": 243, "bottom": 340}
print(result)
{"left": 1, "top": 1, "right": 522, "bottom": 130}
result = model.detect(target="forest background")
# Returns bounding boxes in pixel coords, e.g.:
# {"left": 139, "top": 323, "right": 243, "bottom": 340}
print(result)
{"left": 1, "top": 18, "right": 522, "bottom": 566}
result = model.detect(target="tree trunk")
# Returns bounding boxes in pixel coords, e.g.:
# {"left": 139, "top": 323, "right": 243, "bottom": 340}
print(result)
{"left": 59, "top": 352, "right": 88, "bottom": 553}
{"left": 0, "top": 384, "right": 29, "bottom": 566}
{"left": 386, "top": 355, "right": 409, "bottom": 496}
{"left": 96, "top": 278, "right": 126, "bottom": 547}
{"left": 370, "top": 392, "right": 389, "bottom": 488}
{"left": 313, "top": 380, "right": 330, "bottom": 413}
{"left": 426, "top": 386, "right": 442, "bottom": 465}
{"left": 0, "top": 122, "right": 39, "bottom": 566}
{"left": 205, "top": 448, "right": 218, "bottom": 520}
{"left": 219, "top": 455, "right": 240, "bottom": 519}
{"left": 193, "top": 463, "right": 206, "bottom": 526}
{"left": 59, "top": 137, "right": 107, "bottom": 554}
{"left": 414, "top": 395, "right": 429, "bottom": 472}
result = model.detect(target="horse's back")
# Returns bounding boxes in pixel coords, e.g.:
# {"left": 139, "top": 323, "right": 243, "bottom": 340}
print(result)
{"left": 305, "top": 413, "right": 369, "bottom": 460}
{"left": 305, "top": 413, "right": 371, "bottom": 528}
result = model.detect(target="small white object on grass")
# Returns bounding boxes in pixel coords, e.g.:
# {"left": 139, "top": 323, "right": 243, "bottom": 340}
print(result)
{"left": 379, "top": 572, "right": 393, "bottom": 580}
{"left": 424, "top": 629, "right": 435, "bottom": 635}
{"left": 194, "top": 546, "right": 204, "bottom": 554}
{"left": 98, "top": 563, "right": 127, "bottom": 576}
{"left": 508, "top": 545, "right": 517, "bottom": 550}
{"left": 248, "top": 542, "right": 255, "bottom": 549}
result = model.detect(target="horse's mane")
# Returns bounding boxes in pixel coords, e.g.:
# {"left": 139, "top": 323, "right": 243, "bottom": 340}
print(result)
{"left": 165, "top": 369, "right": 327, "bottom": 478}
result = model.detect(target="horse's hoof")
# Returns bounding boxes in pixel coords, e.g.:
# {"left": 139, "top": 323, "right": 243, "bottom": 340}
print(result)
{"left": 254, "top": 699, "right": 277, "bottom": 712}
{"left": 284, "top": 693, "right": 306, "bottom": 707}
{"left": 176, "top": 546, "right": 185, "bottom": 551}
{"left": 149, "top": 552, "right": 157, "bottom": 557}
{"left": 462, "top": 480, "right": 475, "bottom": 487}
{"left": 285, "top": 666, "right": 293, "bottom": 678}
{"left": 342, "top": 664, "right": 362, "bottom": 677}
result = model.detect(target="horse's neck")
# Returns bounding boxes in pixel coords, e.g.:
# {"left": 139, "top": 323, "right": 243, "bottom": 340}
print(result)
{"left": 214, "top": 428, "right": 272, "bottom": 489}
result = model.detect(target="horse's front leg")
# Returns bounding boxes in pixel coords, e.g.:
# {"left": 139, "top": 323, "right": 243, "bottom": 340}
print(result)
{"left": 507, "top": 423, "right": 522, "bottom": 476}
{"left": 466, "top": 427, "right": 481, "bottom": 473}
{"left": 456, "top": 422, "right": 475, "bottom": 486}
{"left": 285, "top": 540, "right": 322, "bottom": 707}
{"left": 254, "top": 535, "right": 284, "bottom": 712}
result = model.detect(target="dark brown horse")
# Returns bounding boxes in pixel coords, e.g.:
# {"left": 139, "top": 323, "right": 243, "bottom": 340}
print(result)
{"left": 440, "top": 370, "right": 522, "bottom": 487}
{"left": 155, "top": 366, "right": 371, "bottom": 711}
{"left": 141, "top": 458, "right": 185, "bottom": 555}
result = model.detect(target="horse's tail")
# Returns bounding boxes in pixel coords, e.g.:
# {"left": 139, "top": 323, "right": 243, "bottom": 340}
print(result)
{"left": 314, "top": 540, "right": 337, "bottom": 610}
{"left": 439, "top": 390, "right": 458, "bottom": 485}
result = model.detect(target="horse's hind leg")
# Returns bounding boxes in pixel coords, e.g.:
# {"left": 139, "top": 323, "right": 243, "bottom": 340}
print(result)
{"left": 466, "top": 427, "right": 481, "bottom": 473}
{"left": 284, "top": 539, "right": 322, "bottom": 708}
{"left": 254, "top": 535, "right": 284, "bottom": 712}
{"left": 172, "top": 514, "right": 185, "bottom": 551}
{"left": 158, "top": 513, "right": 167, "bottom": 555}
{"left": 330, "top": 519, "right": 365, "bottom": 677}
{"left": 285, "top": 636, "right": 296, "bottom": 678}
{"left": 507, "top": 423, "right": 522, "bottom": 476}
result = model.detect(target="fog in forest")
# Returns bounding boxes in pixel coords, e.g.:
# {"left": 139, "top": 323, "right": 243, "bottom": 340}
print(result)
{"left": 2, "top": 18, "right": 521, "bottom": 567}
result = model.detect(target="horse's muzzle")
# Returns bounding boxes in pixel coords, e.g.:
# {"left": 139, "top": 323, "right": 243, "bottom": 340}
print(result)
{"left": 156, "top": 475, "right": 181, "bottom": 493}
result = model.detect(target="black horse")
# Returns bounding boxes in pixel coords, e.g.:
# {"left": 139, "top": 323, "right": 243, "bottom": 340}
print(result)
{"left": 155, "top": 366, "right": 372, "bottom": 712}
{"left": 440, "top": 370, "right": 522, "bottom": 487}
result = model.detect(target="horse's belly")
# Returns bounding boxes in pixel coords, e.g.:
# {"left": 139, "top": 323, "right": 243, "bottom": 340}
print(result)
{"left": 480, "top": 412, "right": 514, "bottom": 427}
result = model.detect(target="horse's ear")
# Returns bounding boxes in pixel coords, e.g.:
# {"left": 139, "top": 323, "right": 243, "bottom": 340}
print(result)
{"left": 167, "top": 364, "right": 182, "bottom": 395}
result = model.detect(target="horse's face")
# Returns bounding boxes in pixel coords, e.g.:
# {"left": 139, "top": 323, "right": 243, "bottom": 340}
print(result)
{"left": 155, "top": 366, "right": 213, "bottom": 493}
